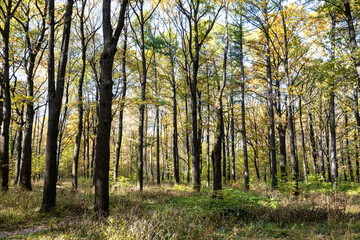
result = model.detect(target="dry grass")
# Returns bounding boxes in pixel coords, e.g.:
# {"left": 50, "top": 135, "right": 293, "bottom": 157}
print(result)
{"left": 0, "top": 179, "right": 360, "bottom": 239}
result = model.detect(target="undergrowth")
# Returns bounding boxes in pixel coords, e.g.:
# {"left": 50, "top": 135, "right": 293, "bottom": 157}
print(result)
{"left": 0, "top": 178, "right": 360, "bottom": 239}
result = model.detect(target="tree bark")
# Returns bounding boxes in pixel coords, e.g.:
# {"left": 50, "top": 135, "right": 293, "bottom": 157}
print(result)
{"left": 344, "top": 112, "right": 354, "bottom": 182}
{"left": 94, "top": 0, "right": 128, "bottom": 216}
{"left": 308, "top": 110, "right": 319, "bottom": 175}
{"left": 281, "top": 2, "right": 299, "bottom": 194}
{"left": 265, "top": 25, "right": 277, "bottom": 189}
{"left": 299, "top": 97, "right": 309, "bottom": 183}
{"left": 72, "top": 0, "right": 88, "bottom": 190}
{"left": 41, "top": 0, "right": 74, "bottom": 211}
{"left": 0, "top": 0, "right": 19, "bottom": 191}
{"left": 114, "top": 25, "right": 128, "bottom": 181}
{"left": 239, "top": 18, "right": 249, "bottom": 190}
{"left": 329, "top": 14, "right": 337, "bottom": 188}
{"left": 212, "top": 5, "right": 228, "bottom": 195}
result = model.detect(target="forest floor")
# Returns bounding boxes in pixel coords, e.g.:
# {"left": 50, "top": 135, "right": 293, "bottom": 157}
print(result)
{"left": 1, "top": 178, "right": 360, "bottom": 239}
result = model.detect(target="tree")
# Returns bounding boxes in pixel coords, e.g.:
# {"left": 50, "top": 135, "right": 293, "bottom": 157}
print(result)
{"left": 176, "top": 0, "right": 223, "bottom": 191}
{"left": 130, "top": 0, "right": 160, "bottom": 191}
{"left": 15, "top": 0, "right": 47, "bottom": 190}
{"left": 41, "top": 0, "right": 74, "bottom": 212}
{"left": 212, "top": 5, "right": 228, "bottom": 195}
{"left": 0, "top": 0, "right": 20, "bottom": 191}
{"left": 114, "top": 21, "right": 128, "bottom": 181}
{"left": 93, "top": 0, "right": 128, "bottom": 216}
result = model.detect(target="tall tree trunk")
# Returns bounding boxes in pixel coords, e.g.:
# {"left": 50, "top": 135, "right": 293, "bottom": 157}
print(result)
{"left": 14, "top": 118, "right": 23, "bottom": 186}
{"left": 308, "top": 110, "right": 319, "bottom": 174}
{"left": 239, "top": 18, "right": 249, "bottom": 190}
{"left": 222, "top": 110, "right": 226, "bottom": 185}
{"left": 57, "top": 79, "right": 71, "bottom": 177}
{"left": 343, "top": 0, "right": 360, "bottom": 78}
{"left": 281, "top": 2, "right": 299, "bottom": 194}
{"left": 0, "top": 0, "right": 19, "bottom": 191}
{"left": 329, "top": 14, "right": 337, "bottom": 188}
{"left": 299, "top": 97, "right": 309, "bottom": 183}
{"left": 171, "top": 59, "right": 179, "bottom": 185}
{"left": 137, "top": 5, "right": 148, "bottom": 191}
{"left": 212, "top": 6, "right": 228, "bottom": 195}
{"left": 20, "top": 59, "right": 35, "bottom": 190}
{"left": 265, "top": 24, "right": 277, "bottom": 189}
{"left": 185, "top": 96, "right": 191, "bottom": 184}
{"left": 19, "top": 4, "right": 46, "bottom": 188}
{"left": 72, "top": 0, "right": 87, "bottom": 190}
{"left": 325, "top": 119, "right": 331, "bottom": 182}
{"left": 206, "top": 78, "right": 211, "bottom": 186}
{"left": 144, "top": 108, "right": 149, "bottom": 182}
{"left": 93, "top": 0, "right": 128, "bottom": 216}
{"left": 41, "top": 0, "right": 74, "bottom": 211}
{"left": 345, "top": 112, "right": 354, "bottom": 182}
{"left": 114, "top": 26, "right": 127, "bottom": 180}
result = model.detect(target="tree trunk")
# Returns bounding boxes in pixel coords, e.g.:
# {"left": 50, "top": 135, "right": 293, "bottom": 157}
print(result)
{"left": 41, "top": 0, "right": 74, "bottom": 211}
{"left": 137, "top": 6, "right": 148, "bottom": 191}
{"left": 57, "top": 79, "right": 70, "bottom": 177}
{"left": 14, "top": 122, "right": 23, "bottom": 186}
{"left": 230, "top": 92, "right": 236, "bottom": 182}
{"left": 329, "top": 14, "right": 337, "bottom": 188}
{"left": 171, "top": 60, "right": 179, "bottom": 185}
{"left": 299, "top": 97, "right": 309, "bottom": 183}
{"left": 212, "top": 6, "right": 228, "bottom": 195}
{"left": 239, "top": 19, "right": 249, "bottom": 190}
{"left": 206, "top": 78, "right": 211, "bottom": 186}
{"left": 72, "top": 0, "right": 88, "bottom": 190}
{"left": 93, "top": 0, "right": 128, "bottom": 217}
{"left": 344, "top": 112, "right": 354, "bottom": 182}
{"left": 265, "top": 26, "right": 277, "bottom": 189}
{"left": 185, "top": 96, "right": 191, "bottom": 184}
{"left": 275, "top": 74, "right": 287, "bottom": 181}
{"left": 114, "top": 27, "right": 127, "bottom": 181}
{"left": 281, "top": 2, "right": 299, "bottom": 194}
{"left": 308, "top": 110, "right": 319, "bottom": 174}
{"left": 0, "top": 0, "right": 18, "bottom": 191}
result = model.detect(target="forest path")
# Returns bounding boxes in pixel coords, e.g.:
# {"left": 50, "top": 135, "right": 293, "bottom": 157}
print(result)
{"left": 0, "top": 225, "right": 48, "bottom": 238}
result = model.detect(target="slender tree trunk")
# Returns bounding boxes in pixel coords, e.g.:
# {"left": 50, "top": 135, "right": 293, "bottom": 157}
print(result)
{"left": 171, "top": 61, "right": 179, "bottom": 185}
{"left": 239, "top": 19, "right": 249, "bottom": 190}
{"left": 41, "top": 0, "right": 74, "bottom": 211}
{"left": 309, "top": 110, "right": 319, "bottom": 174}
{"left": 230, "top": 93, "right": 236, "bottom": 182}
{"left": 299, "top": 97, "right": 309, "bottom": 183}
{"left": 265, "top": 27, "right": 277, "bottom": 189}
{"left": 93, "top": 0, "right": 128, "bottom": 216}
{"left": 137, "top": 8, "right": 147, "bottom": 191}
{"left": 144, "top": 108, "right": 149, "bottom": 182}
{"left": 343, "top": 0, "right": 360, "bottom": 79}
{"left": 0, "top": 0, "right": 18, "bottom": 191}
{"left": 329, "top": 14, "right": 337, "bottom": 188}
{"left": 57, "top": 79, "right": 70, "bottom": 177}
{"left": 281, "top": 2, "right": 299, "bottom": 194}
{"left": 72, "top": 0, "right": 88, "bottom": 190}
{"left": 206, "top": 78, "right": 211, "bottom": 186}
{"left": 19, "top": 6, "right": 46, "bottom": 187}
{"left": 345, "top": 112, "right": 354, "bottom": 182}
{"left": 275, "top": 76, "right": 287, "bottom": 181}
{"left": 185, "top": 96, "right": 191, "bottom": 184}
{"left": 14, "top": 120, "right": 23, "bottom": 186}
{"left": 212, "top": 6, "right": 228, "bottom": 195}
{"left": 222, "top": 112, "right": 226, "bottom": 185}
{"left": 325, "top": 120, "right": 331, "bottom": 182}
{"left": 114, "top": 26, "right": 127, "bottom": 180}
{"left": 20, "top": 58, "right": 36, "bottom": 190}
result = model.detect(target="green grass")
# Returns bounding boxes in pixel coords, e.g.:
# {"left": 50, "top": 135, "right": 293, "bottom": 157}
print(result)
{"left": 1, "top": 179, "right": 360, "bottom": 239}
